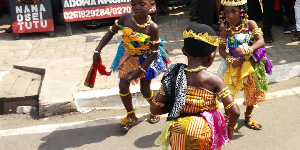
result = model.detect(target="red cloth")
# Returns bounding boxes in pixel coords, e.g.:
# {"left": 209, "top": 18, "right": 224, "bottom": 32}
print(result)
{"left": 84, "top": 60, "right": 111, "bottom": 88}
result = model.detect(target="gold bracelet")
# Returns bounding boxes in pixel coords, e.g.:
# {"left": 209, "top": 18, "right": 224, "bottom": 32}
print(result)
{"left": 225, "top": 100, "right": 236, "bottom": 110}
{"left": 245, "top": 46, "right": 254, "bottom": 55}
{"left": 149, "top": 40, "right": 160, "bottom": 45}
{"left": 219, "top": 38, "right": 226, "bottom": 45}
{"left": 119, "top": 92, "right": 130, "bottom": 97}
{"left": 252, "top": 28, "right": 263, "bottom": 36}
{"left": 144, "top": 90, "right": 153, "bottom": 101}
{"left": 127, "top": 110, "right": 134, "bottom": 114}
{"left": 115, "top": 19, "right": 121, "bottom": 28}
{"left": 217, "top": 87, "right": 231, "bottom": 100}
{"left": 227, "top": 123, "right": 238, "bottom": 130}
{"left": 225, "top": 55, "right": 235, "bottom": 66}
{"left": 151, "top": 50, "right": 159, "bottom": 53}
{"left": 109, "top": 26, "right": 117, "bottom": 34}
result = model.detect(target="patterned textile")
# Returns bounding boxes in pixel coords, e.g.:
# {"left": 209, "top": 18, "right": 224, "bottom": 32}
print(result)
{"left": 155, "top": 72, "right": 229, "bottom": 149}
{"left": 120, "top": 26, "right": 151, "bottom": 55}
{"left": 110, "top": 26, "right": 169, "bottom": 82}
{"left": 169, "top": 116, "right": 210, "bottom": 150}
{"left": 167, "top": 86, "right": 228, "bottom": 150}
{"left": 221, "top": 32, "right": 271, "bottom": 98}
{"left": 243, "top": 74, "right": 266, "bottom": 106}
{"left": 118, "top": 56, "right": 144, "bottom": 84}
{"left": 161, "top": 63, "right": 187, "bottom": 121}
{"left": 222, "top": 60, "right": 255, "bottom": 97}
{"left": 200, "top": 111, "right": 229, "bottom": 150}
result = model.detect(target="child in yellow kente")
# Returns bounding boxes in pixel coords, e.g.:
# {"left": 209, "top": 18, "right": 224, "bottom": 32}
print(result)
{"left": 218, "top": 0, "right": 273, "bottom": 130}
{"left": 93, "top": 0, "right": 169, "bottom": 131}
{"left": 151, "top": 24, "right": 240, "bottom": 150}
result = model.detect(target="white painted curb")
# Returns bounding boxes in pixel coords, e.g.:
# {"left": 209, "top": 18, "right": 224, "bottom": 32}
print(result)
{"left": 73, "top": 63, "right": 300, "bottom": 113}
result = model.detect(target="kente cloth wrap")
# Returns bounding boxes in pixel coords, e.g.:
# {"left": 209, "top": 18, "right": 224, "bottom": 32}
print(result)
{"left": 221, "top": 33, "right": 272, "bottom": 97}
{"left": 155, "top": 64, "right": 229, "bottom": 150}
{"left": 109, "top": 26, "right": 169, "bottom": 82}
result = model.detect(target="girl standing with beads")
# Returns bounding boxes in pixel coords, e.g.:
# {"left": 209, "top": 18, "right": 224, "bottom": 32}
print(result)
{"left": 218, "top": 0, "right": 273, "bottom": 130}
{"left": 151, "top": 24, "right": 240, "bottom": 150}
{"left": 93, "top": 0, "right": 169, "bottom": 131}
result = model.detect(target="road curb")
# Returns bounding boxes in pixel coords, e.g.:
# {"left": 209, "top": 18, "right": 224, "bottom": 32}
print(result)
{"left": 73, "top": 63, "right": 300, "bottom": 113}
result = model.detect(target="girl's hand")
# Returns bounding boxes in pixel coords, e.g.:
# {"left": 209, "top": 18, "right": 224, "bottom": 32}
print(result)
{"left": 127, "top": 69, "right": 142, "bottom": 81}
{"left": 232, "top": 58, "right": 244, "bottom": 67}
{"left": 93, "top": 53, "right": 101, "bottom": 66}
{"left": 235, "top": 47, "right": 247, "bottom": 56}
{"left": 227, "top": 129, "right": 234, "bottom": 139}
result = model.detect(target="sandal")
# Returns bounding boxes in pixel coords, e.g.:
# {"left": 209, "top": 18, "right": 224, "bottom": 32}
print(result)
{"left": 148, "top": 113, "right": 160, "bottom": 124}
{"left": 120, "top": 117, "right": 138, "bottom": 131}
{"left": 245, "top": 120, "right": 262, "bottom": 130}
{"left": 245, "top": 112, "right": 262, "bottom": 130}
{"left": 291, "top": 31, "right": 300, "bottom": 41}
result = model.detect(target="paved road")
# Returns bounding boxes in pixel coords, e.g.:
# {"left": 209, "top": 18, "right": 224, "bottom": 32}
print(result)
{"left": 1, "top": 77, "right": 300, "bottom": 150}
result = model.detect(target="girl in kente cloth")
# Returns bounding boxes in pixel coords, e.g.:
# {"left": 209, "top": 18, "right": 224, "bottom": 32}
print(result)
{"left": 151, "top": 24, "right": 240, "bottom": 150}
{"left": 218, "top": 0, "right": 273, "bottom": 130}
{"left": 93, "top": 0, "right": 170, "bottom": 131}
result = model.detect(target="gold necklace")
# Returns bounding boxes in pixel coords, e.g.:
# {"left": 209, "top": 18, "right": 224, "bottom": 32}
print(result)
{"left": 184, "top": 66, "right": 207, "bottom": 73}
{"left": 227, "top": 23, "right": 246, "bottom": 34}
{"left": 132, "top": 15, "right": 151, "bottom": 28}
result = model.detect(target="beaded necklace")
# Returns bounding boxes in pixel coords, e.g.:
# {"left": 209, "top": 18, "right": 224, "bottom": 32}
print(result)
{"left": 132, "top": 15, "right": 151, "bottom": 28}
{"left": 226, "top": 23, "right": 248, "bottom": 35}
{"left": 184, "top": 66, "right": 207, "bottom": 73}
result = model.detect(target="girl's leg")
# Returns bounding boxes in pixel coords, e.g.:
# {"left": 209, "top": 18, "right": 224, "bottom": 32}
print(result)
{"left": 245, "top": 105, "right": 262, "bottom": 130}
{"left": 140, "top": 78, "right": 160, "bottom": 124}
{"left": 119, "top": 79, "right": 137, "bottom": 130}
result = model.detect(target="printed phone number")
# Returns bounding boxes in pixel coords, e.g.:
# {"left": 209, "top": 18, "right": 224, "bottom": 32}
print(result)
{"left": 63, "top": 7, "right": 131, "bottom": 19}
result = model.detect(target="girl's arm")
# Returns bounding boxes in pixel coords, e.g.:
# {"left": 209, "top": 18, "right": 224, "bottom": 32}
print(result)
{"left": 150, "top": 87, "right": 169, "bottom": 115}
{"left": 93, "top": 14, "right": 127, "bottom": 65}
{"left": 140, "top": 22, "right": 160, "bottom": 70}
{"left": 247, "top": 20, "right": 265, "bottom": 51}
{"left": 129, "top": 22, "right": 159, "bottom": 80}
{"left": 95, "top": 15, "right": 126, "bottom": 52}
{"left": 214, "top": 77, "right": 240, "bottom": 139}
{"left": 219, "top": 25, "right": 229, "bottom": 60}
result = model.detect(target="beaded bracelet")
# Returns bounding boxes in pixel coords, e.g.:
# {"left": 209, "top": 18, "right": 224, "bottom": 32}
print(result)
{"left": 252, "top": 28, "right": 263, "bottom": 36}
{"left": 152, "top": 97, "right": 165, "bottom": 107}
{"left": 217, "top": 87, "right": 231, "bottom": 100}
{"left": 225, "top": 100, "right": 236, "bottom": 110}
{"left": 127, "top": 110, "right": 134, "bottom": 114}
{"left": 227, "top": 123, "right": 238, "bottom": 130}
{"left": 244, "top": 46, "right": 253, "bottom": 55}
{"left": 149, "top": 40, "right": 160, "bottom": 45}
{"left": 225, "top": 55, "right": 235, "bottom": 66}
{"left": 219, "top": 38, "right": 226, "bottom": 45}
{"left": 139, "top": 66, "right": 146, "bottom": 73}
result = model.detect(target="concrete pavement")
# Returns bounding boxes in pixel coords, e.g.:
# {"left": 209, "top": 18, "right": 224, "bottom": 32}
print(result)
{"left": 0, "top": 5, "right": 300, "bottom": 117}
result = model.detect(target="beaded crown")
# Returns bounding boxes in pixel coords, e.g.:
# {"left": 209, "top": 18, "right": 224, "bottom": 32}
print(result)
{"left": 183, "top": 30, "right": 219, "bottom": 47}
{"left": 221, "top": 0, "right": 247, "bottom": 6}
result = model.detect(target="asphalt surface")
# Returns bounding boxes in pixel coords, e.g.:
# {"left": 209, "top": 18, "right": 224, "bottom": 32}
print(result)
{"left": 0, "top": 77, "right": 300, "bottom": 150}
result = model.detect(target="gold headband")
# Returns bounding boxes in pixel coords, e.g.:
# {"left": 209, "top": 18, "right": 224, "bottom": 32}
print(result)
{"left": 183, "top": 30, "right": 219, "bottom": 47}
{"left": 221, "top": 0, "right": 247, "bottom": 6}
